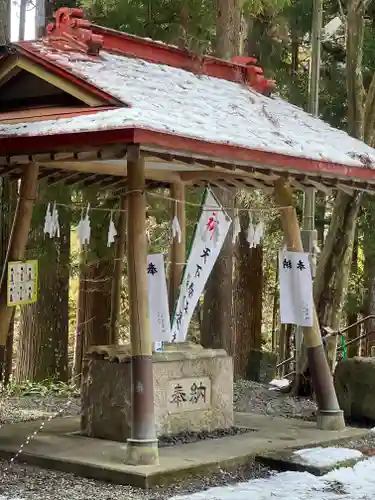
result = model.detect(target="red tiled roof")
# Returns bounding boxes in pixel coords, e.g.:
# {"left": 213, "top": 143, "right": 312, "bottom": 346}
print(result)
{"left": 16, "top": 7, "right": 275, "bottom": 97}
{"left": 1, "top": 6, "right": 375, "bottom": 180}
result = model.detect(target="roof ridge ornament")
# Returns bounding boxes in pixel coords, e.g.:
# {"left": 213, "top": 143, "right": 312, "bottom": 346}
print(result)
{"left": 232, "top": 56, "right": 276, "bottom": 96}
{"left": 46, "top": 7, "right": 103, "bottom": 56}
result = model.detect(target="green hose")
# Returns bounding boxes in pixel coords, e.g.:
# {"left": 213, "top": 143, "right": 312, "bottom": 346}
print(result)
{"left": 341, "top": 334, "right": 347, "bottom": 360}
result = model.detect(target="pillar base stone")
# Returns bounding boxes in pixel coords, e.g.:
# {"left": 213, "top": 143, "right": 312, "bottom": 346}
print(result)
{"left": 124, "top": 438, "right": 159, "bottom": 466}
{"left": 316, "top": 409, "right": 345, "bottom": 431}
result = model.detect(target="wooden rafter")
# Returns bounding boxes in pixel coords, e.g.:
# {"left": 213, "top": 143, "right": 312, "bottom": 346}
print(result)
{"left": 1, "top": 143, "right": 375, "bottom": 194}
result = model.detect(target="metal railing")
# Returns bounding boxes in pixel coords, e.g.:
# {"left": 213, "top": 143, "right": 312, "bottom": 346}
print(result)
{"left": 276, "top": 315, "right": 375, "bottom": 377}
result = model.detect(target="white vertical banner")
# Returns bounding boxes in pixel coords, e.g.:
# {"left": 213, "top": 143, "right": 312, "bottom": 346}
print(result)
{"left": 170, "top": 190, "right": 232, "bottom": 342}
{"left": 279, "top": 250, "right": 314, "bottom": 327}
{"left": 147, "top": 253, "right": 171, "bottom": 342}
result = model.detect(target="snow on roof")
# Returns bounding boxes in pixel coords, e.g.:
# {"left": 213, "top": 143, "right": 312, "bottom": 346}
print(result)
{"left": 1, "top": 47, "right": 375, "bottom": 169}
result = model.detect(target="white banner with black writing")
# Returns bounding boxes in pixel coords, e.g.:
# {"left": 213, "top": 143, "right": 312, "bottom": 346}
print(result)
{"left": 147, "top": 253, "right": 171, "bottom": 342}
{"left": 170, "top": 189, "right": 232, "bottom": 342}
{"left": 279, "top": 250, "right": 314, "bottom": 327}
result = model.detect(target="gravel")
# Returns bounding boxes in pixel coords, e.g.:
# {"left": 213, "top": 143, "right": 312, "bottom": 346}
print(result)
{"left": 0, "top": 380, "right": 319, "bottom": 499}
{"left": 234, "top": 379, "right": 317, "bottom": 421}
{"left": 0, "top": 394, "right": 80, "bottom": 425}
{"left": 159, "top": 426, "right": 253, "bottom": 447}
{"left": 0, "top": 459, "right": 270, "bottom": 499}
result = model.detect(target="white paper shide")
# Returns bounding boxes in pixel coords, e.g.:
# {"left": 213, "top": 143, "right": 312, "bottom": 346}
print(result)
{"left": 171, "top": 190, "right": 232, "bottom": 342}
{"left": 147, "top": 253, "right": 171, "bottom": 342}
{"left": 279, "top": 250, "right": 313, "bottom": 327}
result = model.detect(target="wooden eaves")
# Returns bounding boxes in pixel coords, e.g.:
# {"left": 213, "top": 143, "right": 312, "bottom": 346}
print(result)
{"left": 0, "top": 128, "right": 375, "bottom": 196}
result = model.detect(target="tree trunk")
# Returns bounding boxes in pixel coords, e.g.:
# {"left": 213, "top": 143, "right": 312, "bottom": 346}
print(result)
{"left": 87, "top": 259, "right": 113, "bottom": 345}
{"left": 278, "top": 324, "right": 287, "bottom": 376}
{"left": 16, "top": 189, "right": 70, "bottom": 382}
{"left": 73, "top": 194, "right": 116, "bottom": 381}
{"left": 202, "top": 0, "right": 242, "bottom": 352}
{"left": 73, "top": 205, "right": 115, "bottom": 382}
{"left": 216, "top": 0, "right": 242, "bottom": 59}
{"left": 73, "top": 256, "right": 113, "bottom": 380}
{"left": 271, "top": 254, "right": 279, "bottom": 352}
{"left": 313, "top": 192, "right": 360, "bottom": 367}
{"left": 201, "top": 189, "right": 234, "bottom": 352}
{"left": 314, "top": 193, "right": 361, "bottom": 325}
{"left": 232, "top": 212, "right": 263, "bottom": 379}
{"left": 0, "top": 164, "right": 39, "bottom": 349}
{"left": 73, "top": 250, "right": 87, "bottom": 382}
{"left": 315, "top": 193, "right": 326, "bottom": 248}
{"left": 177, "top": 0, "right": 189, "bottom": 49}
{"left": 310, "top": 0, "right": 375, "bottom": 370}
{"left": 0, "top": 0, "right": 13, "bottom": 379}
{"left": 109, "top": 196, "right": 127, "bottom": 345}
{"left": 290, "top": 25, "right": 299, "bottom": 74}
{"left": 4, "top": 313, "right": 14, "bottom": 385}
{"left": 363, "top": 197, "right": 375, "bottom": 354}
{"left": 0, "top": 180, "right": 16, "bottom": 384}
{"left": 0, "top": 0, "right": 9, "bottom": 44}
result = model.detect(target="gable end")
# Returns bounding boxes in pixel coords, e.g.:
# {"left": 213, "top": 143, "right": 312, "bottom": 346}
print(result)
{"left": 0, "top": 54, "right": 113, "bottom": 112}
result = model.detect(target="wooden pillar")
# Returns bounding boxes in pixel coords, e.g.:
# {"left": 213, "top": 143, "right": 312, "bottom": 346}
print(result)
{"left": 109, "top": 194, "right": 127, "bottom": 344}
{"left": 168, "top": 182, "right": 186, "bottom": 315}
{"left": 0, "top": 163, "right": 39, "bottom": 346}
{"left": 274, "top": 179, "right": 345, "bottom": 430}
{"left": 125, "top": 147, "right": 158, "bottom": 465}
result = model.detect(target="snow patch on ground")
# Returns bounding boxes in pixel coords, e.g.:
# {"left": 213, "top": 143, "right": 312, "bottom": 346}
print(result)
{"left": 294, "top": 447, "right": 363, "bottom": 468}
{"left": 169, "top": 457, "right": 375, "bottom": 499}
{"left": 268, "top": 379, "right": 290, "bottom": 390}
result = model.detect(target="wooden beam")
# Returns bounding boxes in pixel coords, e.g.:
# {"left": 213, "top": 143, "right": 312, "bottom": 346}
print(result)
{"left": 224, "top": 178, "right": 246, "bottom": 189}
{"left": 141, "top": 145, "right": 287, "bottom": 176}
{"left": 64, "top": 173, "right": 99, "bottom": 186}
{"left": 0, "top": 154, "right": 51, "bottom": 166}
{"left": 0, "top": 147, "right": 127, "bottom": 167}
{"left": 290, "top": 178, "right": 308, "bottom": 191}
{"left": 210, "top": 180, "right": 233, "bottom": 190}
{"left": 0, "top": 163, "right": 39, "bottom": 345}
{"left": 47, "top": 171, "right": 83, "bottom": 186}
{"left": 81, "top": 175, "right": 106, "bottom": 187}
{"left": 100, "top": 179, "right": 127, "bottom": 189}
{"left": 0, "top": 165, "right": 22, "bottom": 176}
{"left": 307, "top": 179, "right": 332, "bottom": 195}
{"left": 336, "top": 183, "right": 355, "bottom": 195}
{"left": 179, "top": 170, "right": 274, "bottom": 191}
{"left": 38, "top": 169, "right": 62, "bottom": 181}
{"left": 0, "top": 55, "right": 21, "bottom": 85}
{"left": 244, "top": 177, "right": 271, "bottom": 190}
{"left": 40, "top": 159, "right": 182, "bottom": 183}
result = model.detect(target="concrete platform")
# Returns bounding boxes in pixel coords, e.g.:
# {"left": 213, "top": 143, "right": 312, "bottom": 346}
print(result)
{"left": 0, "top": 413, "right": 368, "bottom": 489}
